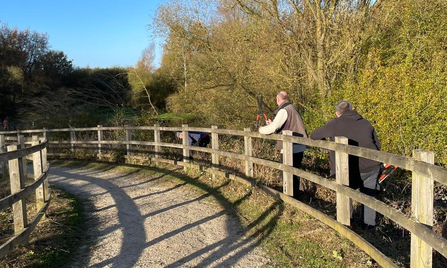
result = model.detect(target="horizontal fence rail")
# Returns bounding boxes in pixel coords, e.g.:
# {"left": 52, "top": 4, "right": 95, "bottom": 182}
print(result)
{"left": 1, "top": 125, "right": 446, "bottom": 268}
{"left": 0, "top": 135, "right": 50, "bottom": 259}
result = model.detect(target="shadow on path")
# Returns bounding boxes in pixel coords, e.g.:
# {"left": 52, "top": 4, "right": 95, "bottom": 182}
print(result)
{"left": 49, "top": 163, "right": 280, "bottom": 267}
{"left": 50, "top": 168, "right": 147, "bottom": 268}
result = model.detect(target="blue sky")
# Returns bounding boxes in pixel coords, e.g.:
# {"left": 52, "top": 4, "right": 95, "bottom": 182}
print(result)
{"left": 0, "top": 0, "right": 166, "bottom": 68}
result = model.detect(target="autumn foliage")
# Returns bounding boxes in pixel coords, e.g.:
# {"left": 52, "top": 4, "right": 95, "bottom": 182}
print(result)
{"left": 1, "top": 0, "right": 446, "bottom": 165}
{"left": 152, "top": 0, "right": 447, "bottom": 165}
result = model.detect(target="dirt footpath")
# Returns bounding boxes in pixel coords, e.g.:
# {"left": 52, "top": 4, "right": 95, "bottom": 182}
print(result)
{"left": 49, "top": 166, "right": 270, "bottom": 268}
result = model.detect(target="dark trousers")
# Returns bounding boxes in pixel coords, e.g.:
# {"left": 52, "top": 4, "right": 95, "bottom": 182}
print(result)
{"left": 359, "top": 168, "right": 381, "bottom": 226}
{"left": 281, "top": 152, "right": 304, "bottom": 199}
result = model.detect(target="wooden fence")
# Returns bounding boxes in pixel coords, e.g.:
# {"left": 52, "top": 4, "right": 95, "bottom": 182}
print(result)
{"left": 0, "top": 134, "right": 50, "bottom": 259}
{"left": 0, "top": 125, "right": 446, "bottom": 268}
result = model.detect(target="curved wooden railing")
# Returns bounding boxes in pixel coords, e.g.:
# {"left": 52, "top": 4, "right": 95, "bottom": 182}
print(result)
{"left": 1, "top": 125, "right": 446, "bottom": 268}
{"left": 0, "top": 135, "right": 50, "bottom": 259}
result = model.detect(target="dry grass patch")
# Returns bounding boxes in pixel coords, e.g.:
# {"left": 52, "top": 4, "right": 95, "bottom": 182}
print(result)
{"left": 0, "top": 187, "right": 85, "bottom": 268}
{"left": 181, "top": 167, "right": 380, "bottom": 268}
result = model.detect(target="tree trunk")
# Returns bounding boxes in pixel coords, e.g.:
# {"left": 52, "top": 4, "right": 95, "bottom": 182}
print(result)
{"left": 315, "top": 8, "right": 327, "bottom": 100}
{"left": 182, "top": 46, "right": 188, "bottom": 94}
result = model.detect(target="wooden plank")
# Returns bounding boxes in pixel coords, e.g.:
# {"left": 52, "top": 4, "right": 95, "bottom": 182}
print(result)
{"left": 288, "top": 134, "right": 447, "bottom": 186}
{"left": 308, "top": 139, "right": 447, "bottom": 186}
{"left": 0, "top": 196, "right": 50, "bottom": 259}
{"left": 0, "top": 135, "right": 7, "bottom": 178}
{"left": 211, "top": 126, "right": 219, "bottom": 166}
{"left": 7, "top": 145, "right": 27, "bottom": 234}
{"left": 70, "top": 129, "right": 76, "bottom": 152}
{"left": 32, "top": 136, "right": 45, "bottom": 213}
{"left": 411, "top": 150, "right": 434, "bottom": 268}
{"left": 0, "top": 129, "right": 48, "bottom": 134}
{"left": 126, "top": 126, "right": 133, "bottom": 162}
{"left": 210, "top": 126, "right": 220, "bottom": 180}
{"left": 17, "top": 126, "right": 447, "bottom": 185}
{"left": 4, "top": 137, "right": 18, "bottom": 141}
{"left": 282, "top": 130, "right": 293, "bottom": 196}
{"left": 244, "top": 128, "right": 253, "bottom": 177}
{"left": 335, "top": 136, "right": 350, "bottom": 226}
{"left": 17, "top": 135, "right": 27, "bottom": 178}
{"left": 97, "top": 125, "right": 103, "bottom": 160}
{"left": 0, "top": 141, "right": 46, "bottom": 162}
{"left": 182, "top": 125, "right": 190, "bottom": 171}
{"left": 41, "top": 138, "right": 49, "bottom": 203}
{"left": 231, "top": 132, "right": 447, "bottom": 186}
{"left": 49, "top": 140, "right": 183, "bottom": 149}
{"left": 43, "top": 127, "right": 446, "bottom": 185}
{"left": 154, "top": 124, "right": 161, "bottom": 159}
{"left": 0, "top": 171, "right": 46, "bottom": 211}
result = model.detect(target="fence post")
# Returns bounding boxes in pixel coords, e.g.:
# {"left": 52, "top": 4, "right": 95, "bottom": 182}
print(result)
{"left": 335, "top": 136, "right": 350, "bottom": 226}
{"left": 282, "top": 130, "right": 294, "bottom": 196}
{"left": 125, "top": 126, "right": 132, "bottom": 163}
{"left": 154, "top": 124, "right": 161, "bottom": 159}
{"left": 7, "top": 144, "right": 27, "bottom": 234}
{"left": 211, "top": 126, "right": 219, "bottom": 167}
{"left": 182, "top": 124, "right": 190, "bottom": 171}
{"left": 17, "top": 135, "right": 27, "bottom": 178}
{"left": 411, "top": 149, "right": 434, "bottom": 268}
{"left": 32, "top": 136, "right": 45, "bottom": 214}
{"left": 0, "top": 135, "right": 7, "bottom": 178}
{"left": 244, "top": 128, "right": 253, "bottom": 177}
{"left": 70, "top": 128, "right": 75, "bottom": 153}
{"left": 42, "top": 128, "right": 48, "bottom": 154}
{"left": 16, "top": 130, "right": 21, "bottom": 144}
{"left": 97, "top": 125, "right": 103, "bottom": 160}
{"left": 42, "top": 136, "right": 49, "bottom": 203}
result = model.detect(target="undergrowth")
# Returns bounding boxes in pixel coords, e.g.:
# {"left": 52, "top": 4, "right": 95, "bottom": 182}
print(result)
{"left": 0, "top": 187, "right": 85, "bottom": 268}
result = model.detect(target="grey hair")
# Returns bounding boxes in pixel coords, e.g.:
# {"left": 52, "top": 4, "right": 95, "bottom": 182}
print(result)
{"left": 277, "top": 91, "right": 288, "bottom": 101}
{"left": 336, "top": 100, "right": 352, "bottom": 115}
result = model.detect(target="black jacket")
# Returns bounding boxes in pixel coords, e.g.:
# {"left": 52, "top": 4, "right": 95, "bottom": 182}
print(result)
{"left": 310, "top": 110, "right": 381, "bottom": 184}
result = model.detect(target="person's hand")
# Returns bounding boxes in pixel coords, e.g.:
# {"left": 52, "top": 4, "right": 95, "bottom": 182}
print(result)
{"left": 266, "top": 119, "right": 272, "bottom": 125}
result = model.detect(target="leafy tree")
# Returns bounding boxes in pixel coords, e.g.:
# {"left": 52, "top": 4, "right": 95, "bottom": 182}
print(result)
{"left": 152, "top": 0, "right": 379, "bottom": 128}
{"left": 0, "top": 23, "right": 74, "bottom": 121}
{"left": 128, "top": 44, "right": 176, "bottom": 116}
{"left": 152, "top": 0, "right": 447, "bottom": 166}
{"left": 338, "top": 0, "right": 447, "bottom": 163}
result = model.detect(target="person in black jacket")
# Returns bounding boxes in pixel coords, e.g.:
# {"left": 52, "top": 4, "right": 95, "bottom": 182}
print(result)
{"left": 310, "top": 100, "right": 381, "bottom": 229}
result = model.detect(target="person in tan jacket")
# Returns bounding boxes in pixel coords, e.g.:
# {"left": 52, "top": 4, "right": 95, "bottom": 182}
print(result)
{"left": 259, "top": 91, "right": 307, "bottom": 199}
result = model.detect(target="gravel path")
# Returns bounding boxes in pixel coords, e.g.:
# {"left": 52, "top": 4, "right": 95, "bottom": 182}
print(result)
{"left": 49, "top": 166, "right": 270, "bottom": 268}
